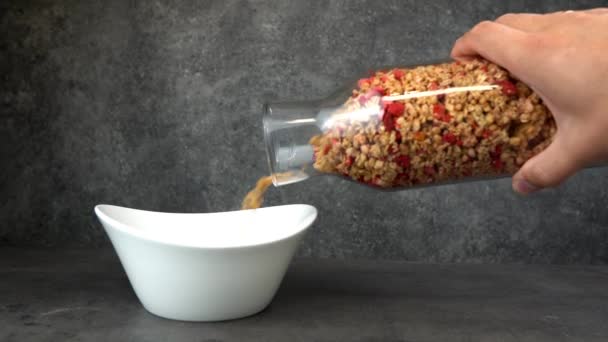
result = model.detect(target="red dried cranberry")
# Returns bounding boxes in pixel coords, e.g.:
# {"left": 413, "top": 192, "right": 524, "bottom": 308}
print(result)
{"left": 395, "top": 131, "right": 402, "bottom": 143}
{"left": 482, "top": 129, "right": 492, "bottom": 139}
{"left": 380, "top": 75, "right": 389, "bottom": 83}
{"left": 344, "top": 156, "right": 354, "bottom": 167}
{"left": 323, "top": 144, "right": 331, "bottom": 154}
{"left": 429, "top": 81, "right": 439, "bottom": 90}
{"left": 496, "top": 80, "right": 517, "bottom": 96}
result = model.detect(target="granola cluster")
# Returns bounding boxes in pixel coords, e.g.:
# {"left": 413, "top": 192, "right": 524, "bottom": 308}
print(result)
{"left": 309, "top": 60, "right": 556, "bottom": 188}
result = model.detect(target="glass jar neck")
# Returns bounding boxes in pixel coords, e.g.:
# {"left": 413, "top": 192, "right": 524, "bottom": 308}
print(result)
{"left": 263, "top": 101, "right": 322, "bottom": 186}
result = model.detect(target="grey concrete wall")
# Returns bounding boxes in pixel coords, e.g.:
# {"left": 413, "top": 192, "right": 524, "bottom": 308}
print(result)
{"left": 2, "top": 0, "right": 608, "bottom": 263}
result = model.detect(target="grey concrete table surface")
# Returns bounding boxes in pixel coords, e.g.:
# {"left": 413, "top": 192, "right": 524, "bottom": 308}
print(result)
{"left": 1, "top": 248, "right": 608, "bottom": 342}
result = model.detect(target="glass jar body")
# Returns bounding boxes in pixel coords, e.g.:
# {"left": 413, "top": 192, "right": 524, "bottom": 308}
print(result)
{"left": 263, "top": 59, "right": 556, "bottom": 189}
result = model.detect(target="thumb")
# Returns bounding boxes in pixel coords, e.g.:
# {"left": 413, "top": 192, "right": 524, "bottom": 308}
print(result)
{"left": 512, "top": 138, "right": 581, "bottom": 194}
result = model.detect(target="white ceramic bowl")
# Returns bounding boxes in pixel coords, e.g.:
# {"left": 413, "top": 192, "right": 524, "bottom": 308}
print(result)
{"left": 94, "top": 204, "right": 317, "bottom": 322}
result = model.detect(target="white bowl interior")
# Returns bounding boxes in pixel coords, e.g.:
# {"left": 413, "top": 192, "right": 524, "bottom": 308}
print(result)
{"left": 94, "top": 204, "right": 317, "bottom": 249}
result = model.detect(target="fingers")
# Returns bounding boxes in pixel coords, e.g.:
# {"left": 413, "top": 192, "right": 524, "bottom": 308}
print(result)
{"left": 583, "top": 8, "right": 608, "bottom": 15}
{"left": 512, "top": 137, "right": 582, "bottom": 194}
{"left": 451, "top": 21, "right": 540, "bottom": 77}
{"left": 495, "top": 9, "right": 608, "bottom": 33}
{"left": 495, "top": 13, "right": 548, "bottom": 32}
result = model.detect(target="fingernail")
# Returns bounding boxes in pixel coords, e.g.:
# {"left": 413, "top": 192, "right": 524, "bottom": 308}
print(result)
{"left": 514, "top": 179, "right": 539, "bottom": 194}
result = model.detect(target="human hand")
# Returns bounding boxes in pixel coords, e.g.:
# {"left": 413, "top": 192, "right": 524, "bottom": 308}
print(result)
{"left": 451, "top": 9, "right": 608, "bottom": 194}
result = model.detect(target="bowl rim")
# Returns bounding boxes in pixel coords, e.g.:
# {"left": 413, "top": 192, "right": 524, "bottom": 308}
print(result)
{"left": 94, "top": 204, "right": 318, "bottom": 250}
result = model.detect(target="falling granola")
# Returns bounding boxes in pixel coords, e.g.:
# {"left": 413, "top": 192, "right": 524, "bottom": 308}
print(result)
{"left": 242, "top": 176, "right": 274, "bottom": 210}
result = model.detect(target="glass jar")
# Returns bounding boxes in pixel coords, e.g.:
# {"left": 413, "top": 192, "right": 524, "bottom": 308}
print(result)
{"left": 263, "top": 59, "right": 556, "bottom": 189}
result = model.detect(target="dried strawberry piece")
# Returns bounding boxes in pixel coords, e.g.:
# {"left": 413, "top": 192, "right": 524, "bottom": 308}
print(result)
{"left": 344, "top": 156, "right": 354, "bottom": 167}
{"left": 382, "top": 102, "right": 403, "bottom": 131}
{"left": 433, "top": 103, "right": 451, "bottom": 122}
{"left": 496, "top": 80, "right": 517, "bottom": 96}
{"left": 489, "top": 145, "right": 502, "bottom": 159}
{"left": 396, "top": 155, "right": 410, "bottom": 169}
{"left": 380, "top": 75, "right": 389, "bottom": 83}
{"left": 331, "top": 138, "right": 340, "bottom": 146}
{"left": 386, "top": 102, "right": 405, "bottom": 117}
{"left": 494, "top": 145, "right": 502, "bottom": 156}
{"left": 429, "top": 81, "right": 439, "bottom": 90}
{"left": 393, "top": 69, "right": 404, "bottom": 80}
{"left": 433, "top": 103, "right": 446, "bottom": 117}
{"left": 480, "top": 64, "right": 488, "bottom": 72}
{"left": 442, "top": 132, "right": 459, "bottom": 145}
{"left": 489, "top": 145, "right": 504, "bottom": 170}
{"left": 383, "top": 113, "right": 396, "bottom": 132}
